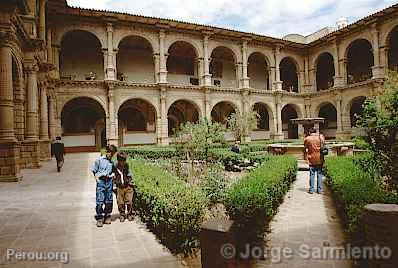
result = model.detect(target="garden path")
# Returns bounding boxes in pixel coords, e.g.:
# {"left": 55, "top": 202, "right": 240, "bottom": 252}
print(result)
{"left": 0, "top": 153, "right": 183, "bottom": 268}
{"left": 256, "top": 171, "right": 352, "bottom": 268}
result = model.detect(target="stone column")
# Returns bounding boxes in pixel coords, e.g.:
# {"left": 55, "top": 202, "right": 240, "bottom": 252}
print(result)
{"left": 333, "top": 40, "right": 345, "bottom": 87}
{"left": 197, "top": 57, "right": 204, "bottom": 86}
{"left": 235, "top": 63, "right": 242, "bottom": 88}
{"left": 48, "top": 95, "right": 56, "bottom": 140}
{"left": 381, "top": 46, "right": 389, "bottom": 75}
{"left": 39, "top": 85, "right": 49, "bottom": 140}
{"left": 39, "top": 0, "right": 46, "bottom": 41}
{"left": 105, "top": 23, "right": 116, "bottom": 80}
{"left": 299, "top": 69, "right": 305, "bottom": 93}
{"left": 159, "top": 87, "right": 169, "bottom": 145}
{"left": 203, "top": 34, "right": 212, "bottom": 86}
{"left": 241, "top": 39, "right": 250, "bottom": 88}
{"left": 107, "top": 88, "right": 118, "bottom": 146}
{"left": 308, "top": 68, "right": 316, "bottom": 91}
{"left": 303, "top": 56, "right": 312, "bottom": 92}
{"left": 371, "top": 27, "right": 384, "bottom": 79}
{"left": 340, "top": 57, "right": 348, "bottom": 85}
{"left": 51, "top": 45, "right": 60, "bottom": 79}
{"left": 159, "top": 30, "right": 168, "bottom": 83}
{"left": 46, "top": 28, "right": 53, "bottom": 64}
{"left": 153, "top": 53, "right": 160, "bottom": 83}
{"left": 273, "top": 99, "right": 284, "bottom": 140}
{"left": 336, "top": 98, "right": 343, "bottom": 132}
{"left": 24, "top": 60, "right": 40, "bottom": 168}
{"left": 204, "top": 88, "right": 211, "bottom": 120}
{"left": 241, "top": 88, "right": 251, "bottom": 142}
{"left": 0, "top": 45, "right": 15, "bottom": 142}
{"left": 25, "top": 63, "right": 39, "bottom": 141}
{"left": 273, "top": 45, "right": 283, "bottom": 91}
{"left": 0, "top": 39, "right": 21, "bottom": 182}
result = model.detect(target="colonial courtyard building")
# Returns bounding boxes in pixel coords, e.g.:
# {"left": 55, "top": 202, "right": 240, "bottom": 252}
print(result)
{"left": 1, "top": 0, "right": 398, "bottom": 181}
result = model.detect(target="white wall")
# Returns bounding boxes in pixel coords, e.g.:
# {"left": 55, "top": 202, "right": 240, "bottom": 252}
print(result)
{"left": 117, "top": 49, "right": 155, "bottom": 83}
{"left": 63, "top": 135, "right": 95, "bottom": 147}
{"left": 251, "top": 131, "right": 270, "bottom": 140}
{"left": 124, "top": 132, "right": 156, "bottom": 145}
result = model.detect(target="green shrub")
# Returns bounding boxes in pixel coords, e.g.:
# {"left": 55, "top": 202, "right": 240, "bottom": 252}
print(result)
{"left": 130, "top": 159, "right": 208, "bottom": 255}
{"left": 122, "top": 146, "right": 178, "bottom": 159}
{"left": 324, "top": 156, "right": 398, "bottom": 234}
{"left": 200, "top": 168, "right": 228, "bottom": 204}
{"left": 225, "top": 156, "right": 297, "bottom": 252}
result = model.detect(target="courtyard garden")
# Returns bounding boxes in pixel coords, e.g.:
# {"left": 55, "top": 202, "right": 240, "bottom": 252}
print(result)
{"left": 115, "top": 73, "right": 398, "bottom": 267}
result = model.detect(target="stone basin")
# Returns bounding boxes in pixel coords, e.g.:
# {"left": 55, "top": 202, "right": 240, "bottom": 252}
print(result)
{"left": 267, "top": 141, "right": 354, "bottom": 161}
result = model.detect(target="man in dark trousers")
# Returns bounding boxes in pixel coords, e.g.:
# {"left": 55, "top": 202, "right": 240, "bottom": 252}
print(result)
{"left": 52, "top": 136, "right": 65, "bottom": 172}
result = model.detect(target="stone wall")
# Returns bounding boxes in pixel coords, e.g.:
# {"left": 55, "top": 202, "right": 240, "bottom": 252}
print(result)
{"left": 20, "top": 141, "right": 40, "bottom": 169}
{"left": 39, "top": 140, "right": 51, "bottom": 161}
{"left": 0, "top": 142, "right": 21, "bottom": 182}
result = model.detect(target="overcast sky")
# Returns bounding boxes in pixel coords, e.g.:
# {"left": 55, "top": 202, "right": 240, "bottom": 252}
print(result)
{"left": 66, "top": 0, "right": 397, "bottom": 38}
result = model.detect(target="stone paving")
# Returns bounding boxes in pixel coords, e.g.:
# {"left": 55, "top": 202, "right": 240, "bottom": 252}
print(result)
{"left": 256, "top": 171, "right": 352, "bottom": 268}
{"left": 0, "top": 153, "right": 184, "bottom": 268}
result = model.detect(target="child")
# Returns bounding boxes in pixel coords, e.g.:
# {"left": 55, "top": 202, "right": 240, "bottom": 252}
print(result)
{"left": 114, "top": 152, "right": 134, "bottom": 222}
{"left": 91, "top": 145, "right": 117, "bottom": 227}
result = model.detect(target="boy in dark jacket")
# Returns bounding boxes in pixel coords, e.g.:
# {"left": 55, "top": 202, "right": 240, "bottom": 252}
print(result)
{"left": 51, "top": 136, "right": 65, "bottom": 172}
{"left": 114, "top": 152, "right": 134, "bottom": 222}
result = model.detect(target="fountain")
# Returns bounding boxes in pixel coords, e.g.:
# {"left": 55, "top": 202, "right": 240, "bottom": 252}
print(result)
{"left": 268, "top": 117, "right": 354, "bottom": 169}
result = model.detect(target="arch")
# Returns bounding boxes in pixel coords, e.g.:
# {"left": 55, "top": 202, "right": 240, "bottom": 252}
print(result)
{"left": 349, "top": 96, "right": 367, "bottom": 128}
{"left": 346, "top": 39, "right": 374, "bottom": 84}
{"left": 60, "top": 30, "right": 104, "bottom": 80}
{"left": 57, "top": 27, "right": 105, "bottom": 48}
{"left": 115, "top": 32, "right": 157, "bottom": 53}
{"left": 60, "top": 95, "right": 108, "bottom": 117}
{"left": 318, "top": 102, "right": 337, "bottom": 139}
{"left": 118, "top": 98, "right": 157, "bottom": 145}
{"left": 167, "top": 100, "right": 200, "bottom": 135}
{"left": 315, "top": 52, "right": 335, "bottom": 91}
{"left": 387, "top": 25, "right": 398, "bottom": 71}
{"left": 281, "top": 104, "right": 300, "bottom": 139}
{"left": 280, "top": 57, "right": 299, "bottom": 92}
{"left": 252, "top": 102, "right": 272, "bottom": 131}
{"left": 117, "top": 35, "right": 155, "bottom": 83}
{"left": 248, "top": 52, "right": 269, "bottom": 90}
{"left": 211, "top": 101, "right": 237, "bottom": 126}
{"left": 167, "top": 41, "right": 199, "bottom": 85}
{"left": 210, "top": 46, "right": 237, "bottom": 87}
{"left": 61, "top": 97, "right": 107, "bottom": 150}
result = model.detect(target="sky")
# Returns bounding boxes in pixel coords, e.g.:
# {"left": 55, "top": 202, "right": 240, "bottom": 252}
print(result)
{"left": 66, "top": 0, "right": 397, "bottom": 38}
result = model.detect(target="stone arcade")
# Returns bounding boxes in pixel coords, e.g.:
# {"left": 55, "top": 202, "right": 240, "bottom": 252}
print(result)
{"left": 1, "top": 0, "right": 398, "bottom": 181}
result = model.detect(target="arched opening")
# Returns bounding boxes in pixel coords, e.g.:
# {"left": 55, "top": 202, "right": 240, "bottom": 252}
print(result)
{"left": 117, "top": 36, "right": 154, "bottom": 83}
{"left": 280, "top": 57, "right": 298, "bottom": 92}
{"left": 167, "top": 100, "right": 199, "bottom": 136}
{"left": 388, "top": 26, "right": 398, "bottom": 71}
{"left": 61, "top": 97, "right": 106, "bottom": 152}
{"left": 316, "top": 53, "right": 335, "bottom": 91}
{"left": 282, "top": 104, "right": 298, "bottom": 139}
{"left": 167, "top": 41, "right": 198, "bottom": 85}
{"left": 248, "top": 53, "right": 269, "bottom": 90}
{"left": 252, "top": 103, "right": 271, "bottom": 141}
{"left": 347, "top": 39, "right": 374, "bottom": 84}
{"left": 211, "top": 101, "right": 236, "bottom": 127}
{"left": 118, "top": 99, "right": 157, "bottom": 145}
{"left": 318, "top": 103, "right": 337, "bottom": 139}
{"left": 253, "top": 103, "right": 270, "bottom": 131}
{"left": 210, "top": 47, "right": 237, "bottom": 87}
{"left": 60, "top": 30, "right": 104, "bottom": 80}
{"left": 350, "top": 96, "right": 366, "bottom": 128}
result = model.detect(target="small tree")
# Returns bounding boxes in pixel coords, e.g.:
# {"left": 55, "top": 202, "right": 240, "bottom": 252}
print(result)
{"left": 173, "top": 118, "right": 225, "bottom": 162}
{"left": 357, "top": 72, "right": 398, "bottom": 188}
{"left": 227, "top": 110, "right": 258, "bottom": 142}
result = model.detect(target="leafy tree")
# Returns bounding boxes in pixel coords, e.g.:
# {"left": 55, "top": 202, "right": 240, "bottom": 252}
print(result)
{"left": 173, "top": 118, "right": 225, "bottom": 162}
{"left": 357, "top": 72, "right": 398, "bottom": 188}
{"left": 227, "top": 110, "right": 258, "bottom": 142}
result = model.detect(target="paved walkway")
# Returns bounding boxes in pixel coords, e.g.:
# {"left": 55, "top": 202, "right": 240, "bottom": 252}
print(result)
{"left": 256, "top": 171, "right": 352, "bottom": 268}
{"left": 0, "top": 153, "right": 183, "bottom": 268}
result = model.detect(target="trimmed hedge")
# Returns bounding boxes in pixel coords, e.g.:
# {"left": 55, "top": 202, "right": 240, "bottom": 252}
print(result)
{"left": 324, "top": 156, "right": 398, "bottom": 234}
{"left": 130, "top": 159, "right": 208, "bottom": 255}
{"left": 225, "top": 156, "right": 297, "bottom": 251}
{"left": 123, "top": 146, "right": 178, "bottom": 159}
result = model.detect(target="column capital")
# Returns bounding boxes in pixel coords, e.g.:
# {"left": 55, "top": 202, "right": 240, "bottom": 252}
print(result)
{"left": 24, "top": 62, "right": 39, "bottom": 73}
{"left": 106, "top": 23, "right": 114, "bottom": 32}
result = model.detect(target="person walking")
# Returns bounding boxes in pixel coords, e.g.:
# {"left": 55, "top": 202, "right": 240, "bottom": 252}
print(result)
{"left": 91, "top": 144, "right": 117, "bottom": 227}
{"left": 52, "top": 136, "right": 65, "bottom": 172}
{"left": 304, "top": 127, "right": 325, "bottom": 194}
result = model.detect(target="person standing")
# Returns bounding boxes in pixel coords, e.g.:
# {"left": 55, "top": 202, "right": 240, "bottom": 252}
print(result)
{"left": 52, "top": 136, "right": 65, "bottom": 172}
{"left": 114, "top": 152, "right": 134, "bottom": 222}
{"left": 91, "top": 145, "right": 117, "bottom": 227}
{"left": 304, "top": 127, "right": 325, "bottom": 194}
